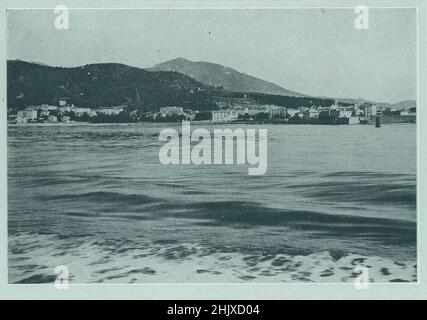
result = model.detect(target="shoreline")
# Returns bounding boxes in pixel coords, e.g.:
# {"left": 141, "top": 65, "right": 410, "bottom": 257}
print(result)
{"left": 7, "top": 121, "right": 416, "bottom": 127}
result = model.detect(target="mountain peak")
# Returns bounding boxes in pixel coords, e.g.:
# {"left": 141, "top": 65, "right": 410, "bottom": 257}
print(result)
{"left": 149, "top": 58, "right": 305, "bottom": 97}
{"left": 164, "top": 57, "right": 194, "bottom": 66}
{"left": 174, "top": 57, "right": 190, "bottom": 61}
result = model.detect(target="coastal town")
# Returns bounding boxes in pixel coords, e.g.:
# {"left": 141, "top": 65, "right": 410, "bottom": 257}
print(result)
{"left": 7, "top": 97, "right": 416, "bottom": 125}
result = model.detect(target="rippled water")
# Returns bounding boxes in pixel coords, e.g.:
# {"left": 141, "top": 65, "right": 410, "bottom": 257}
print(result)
{"left": 8, "top": 123, "right": 417, "bottom": 283}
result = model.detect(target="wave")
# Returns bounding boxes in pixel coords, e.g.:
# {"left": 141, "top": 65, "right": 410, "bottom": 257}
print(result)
{"left": 286, "top": 174, "right": 416, "bottom": 208}
{"left": 8, "top": 232, "right": 417, "bottom": 283}
{"left": 43, "top": 191, "right": 158, "bottom": 206}
{"left": 158, "top": 200, "right": 415, "bottom": 243}
{"left": 37, "top": 189, "right": 417, "bottom": 247}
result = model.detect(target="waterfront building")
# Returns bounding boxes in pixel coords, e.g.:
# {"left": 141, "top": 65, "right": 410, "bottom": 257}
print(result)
{"left": 8, "top": 114, "right": 17, "bottom": 123}
{"left": 58, "top": 105, "right": 75, "bottom": 113}
{"left": 239, "top": 106, "right": 270, "bottom": 116}
{"left": 235, "top": 107, "right": 248, "bottom": 116}
{"left": 48, "top": 115, "right": 58, "bottom": 123}
{"left": 211, "top": 110, "right": 238, "bottom": 122}
{"left": 303, "top": 108, "right": 320, "bottom": 119}
{"left": 61, "top": 115, "right": 71, "bottom": 122}
{"left": 96, "top": 106, "right": 125, "bottom": 115}
{"left": 159, "top": 106, "right": 184, "bottom": 116}
{"left": 40, "top": 109, "right": 50, "bottom": 117}
{"left": 184, "top": 110, "right": 197, "bottom": 121}
{"left": 39, "top": 104, "right": 58, "bottom": 111}
{"left": 267, "top": 105, "right": 287, "bottom": 119}
{"left": 16, "top": 110, "right": 38, "bottom": 123}
{"left": 359, "top": 103, "right": 377, "bottom": 117}
{"left": 74, "top": 107, "right": 95, "bottom": 117}
{"left": 186, "top": 113, "right": 196, "bottom": 121}
{"left": 338, "top": 110, "right": 353, "bottom": 118}
{"left": 286, "top": 108, "right": 300, "bottom": 118}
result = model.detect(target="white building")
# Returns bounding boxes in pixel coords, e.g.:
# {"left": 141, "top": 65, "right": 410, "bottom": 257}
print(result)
{"left": 58, "top": 105, "right": 75, "bottom": 113}
{"left": 40, "top": 109, "right": 50, "bottom": 117}
{"left": 16, "top": 110, "right": 38, "bottom": 123}
{"left": 74, "top": 107, "right": 95, "bottom": 117}
{"left": 159, "top": 106, "right": 184, "bottom": 116}
{"left": 61, "top": 115, "right": 71, "bottom": 122}
{"left": 360, "top": 104, "right": 377, "bottom": 117}
{"left": 211, "top": 110, "right": 238, "bottom": 122}
{"left": 96, "top": 106, "right": 124, "bottom": 115}
{"left": 287, "top": 108, "right": 303, "bottom": 118}
{"left": 338, "top": 110, "right": 353, "bottom": 118}
{"left": 39, "top": 104, "right": 58, "bottom": 111}
{"left": 266, "top": 105, "right": 287, "bottom": 118}
{"left": 48, "top": 115, "right": 58, "bottom": 123}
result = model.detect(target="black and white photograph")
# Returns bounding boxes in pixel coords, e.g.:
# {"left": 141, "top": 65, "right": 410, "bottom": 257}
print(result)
{"left": 6, "top": 5, "right": 419, "bottom": 287}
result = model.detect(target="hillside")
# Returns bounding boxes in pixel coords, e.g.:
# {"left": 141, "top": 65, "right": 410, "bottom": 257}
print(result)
{"left": 7, "top": 60, "right": 225, "bottom": 111}
{"left": 390, "top": 100, "right": 416, "bottom": 110}
{"left": 149, "top": 58, "right": 305, "bottom": 97}
{"left": 7, "top": 60, "right": 338, "bottom": 111}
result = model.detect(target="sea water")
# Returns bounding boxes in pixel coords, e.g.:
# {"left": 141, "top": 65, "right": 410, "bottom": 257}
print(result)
{"left": 8, "top": 123, "right": 417, "bottom": 283}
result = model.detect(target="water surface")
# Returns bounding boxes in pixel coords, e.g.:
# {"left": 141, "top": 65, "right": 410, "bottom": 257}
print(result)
{"left": 8, "top": 123, "right": 417, "bottom": 283}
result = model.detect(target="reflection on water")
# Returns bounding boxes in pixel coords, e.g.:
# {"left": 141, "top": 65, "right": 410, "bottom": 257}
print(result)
{"left": 8, "top": 123, "right": 417, "bottom": 283}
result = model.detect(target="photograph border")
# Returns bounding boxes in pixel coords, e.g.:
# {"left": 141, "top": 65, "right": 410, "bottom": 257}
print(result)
{"left": 0, "top": 0, "right": 425, "bottom": 300}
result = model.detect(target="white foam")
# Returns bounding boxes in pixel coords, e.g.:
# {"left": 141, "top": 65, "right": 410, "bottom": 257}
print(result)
{"left": 8, "top": 233, "right": 416, "bottom": 283}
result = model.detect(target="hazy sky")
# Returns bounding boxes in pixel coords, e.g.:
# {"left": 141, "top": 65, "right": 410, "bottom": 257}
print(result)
{"left": 7, "top": 8, "right": 417, "bottom": 103}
